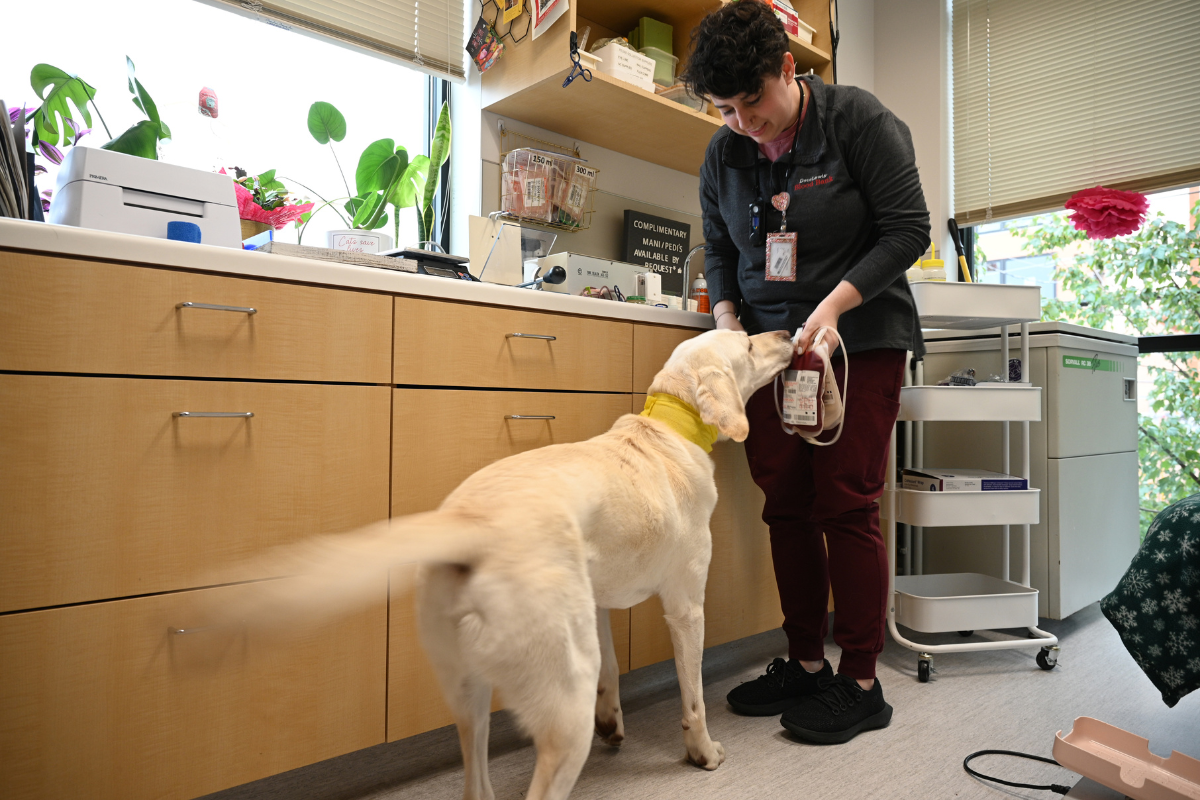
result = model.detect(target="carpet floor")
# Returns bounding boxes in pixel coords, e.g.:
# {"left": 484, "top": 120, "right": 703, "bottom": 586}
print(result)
{"left": 204, "top": 602, "right": 1198, "bottom": 800}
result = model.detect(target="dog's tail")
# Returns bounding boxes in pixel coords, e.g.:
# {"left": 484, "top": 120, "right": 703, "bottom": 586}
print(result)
{"left": 205, "top": 512, "right": 489, "bottom": 629}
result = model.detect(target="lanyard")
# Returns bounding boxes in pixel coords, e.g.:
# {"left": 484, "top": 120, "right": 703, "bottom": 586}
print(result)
{"left": 755, "top": 81, "right": 810, "bottom": 229}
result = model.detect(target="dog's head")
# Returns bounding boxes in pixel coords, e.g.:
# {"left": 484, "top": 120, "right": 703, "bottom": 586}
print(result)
{"left": 648, "top": 329, "right": 793, "bottom": 442}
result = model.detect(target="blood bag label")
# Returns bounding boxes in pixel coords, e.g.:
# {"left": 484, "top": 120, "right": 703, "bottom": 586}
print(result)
{"left": 524, "top": 177, "right": 546, "bottom": 206}
{"left": 782, "top": 369, "right": 819, "bottom": 426}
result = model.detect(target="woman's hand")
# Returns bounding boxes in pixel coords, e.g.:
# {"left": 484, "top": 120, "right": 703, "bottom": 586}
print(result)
{"left": 712, "top": 300, "right": 744, "bottom": 332}
{"left": 795, "top": 280, "right": 863, "bottom": 353}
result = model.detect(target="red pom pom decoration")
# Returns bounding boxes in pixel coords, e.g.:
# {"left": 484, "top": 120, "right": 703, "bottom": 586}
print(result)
{"left": 1063, "top": 186, "right": 1149, "bottom": 239}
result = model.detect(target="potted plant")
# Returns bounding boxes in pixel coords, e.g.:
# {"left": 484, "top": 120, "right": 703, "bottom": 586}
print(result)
{"left": 298, "top": 100, "right": 450, "bottom": 253}
{"left": 229, "top": 167, "right": 313, "bottom": 241}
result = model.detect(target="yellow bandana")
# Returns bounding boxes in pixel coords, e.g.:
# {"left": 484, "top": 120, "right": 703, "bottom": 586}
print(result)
{"left": 640, "top": 393, "right": 720, "bottom": 453}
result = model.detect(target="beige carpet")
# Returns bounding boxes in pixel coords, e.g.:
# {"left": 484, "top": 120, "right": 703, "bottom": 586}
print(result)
{"left": 203, "top": 603, "right": 1199, "bottom": 800}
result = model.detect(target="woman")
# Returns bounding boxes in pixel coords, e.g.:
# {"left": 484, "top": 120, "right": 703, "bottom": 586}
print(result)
{"left": 680, "top": 1, "right": 930, "bottom": 745}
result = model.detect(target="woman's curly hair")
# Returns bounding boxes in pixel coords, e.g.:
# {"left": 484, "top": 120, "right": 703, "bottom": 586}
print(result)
{"left": 680, "top": 1, "right": 789, "bottom": 100}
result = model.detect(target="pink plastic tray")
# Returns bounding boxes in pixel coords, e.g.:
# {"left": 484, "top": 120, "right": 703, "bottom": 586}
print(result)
{"left": 1054, "top": 717, "right": 1200, "bottom": 800}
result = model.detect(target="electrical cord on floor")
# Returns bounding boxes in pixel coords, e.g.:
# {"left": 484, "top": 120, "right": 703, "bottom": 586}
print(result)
{"left": 963, "top": 750, "right": 1074, "bottom": 795}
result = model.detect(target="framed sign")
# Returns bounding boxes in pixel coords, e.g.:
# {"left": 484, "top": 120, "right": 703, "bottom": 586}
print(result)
{"left": 622, "top": 210, "right": 691, "bottom": 296}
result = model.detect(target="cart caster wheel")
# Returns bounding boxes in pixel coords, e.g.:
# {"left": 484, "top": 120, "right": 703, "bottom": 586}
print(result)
{"left": 918, "top": 657, "right": 932, "bottom": 683}
{"left": 958, "top": 630, "right": 974, "bottom": 637}
{"left": 1036, "top": 646, "right": 1059, "bottom": 671}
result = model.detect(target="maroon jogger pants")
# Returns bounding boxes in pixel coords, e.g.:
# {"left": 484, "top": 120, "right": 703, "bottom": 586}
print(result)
{"left": 744, "top": 348, "right": 906, "bottom": 680}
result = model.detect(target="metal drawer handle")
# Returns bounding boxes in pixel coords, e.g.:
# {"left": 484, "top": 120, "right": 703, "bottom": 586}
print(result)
{"left": 177, "top": 301, "right": 258, "bottom": 315}
{"left": 505, "top": 415, "right": 555, "bottom": 420}
{"left": 169, "top": 625, "right": 216, "bottom": 635}
{"left": 506, "top": 333, "right": 556, "bottom": 341}
{"left": 174, "top": 412, "right": 255, "bottom": 418}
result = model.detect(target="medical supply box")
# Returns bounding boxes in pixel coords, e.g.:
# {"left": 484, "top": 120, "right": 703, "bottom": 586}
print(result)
{"left": 49, "top": 146, "right": 242, "bottom": 248}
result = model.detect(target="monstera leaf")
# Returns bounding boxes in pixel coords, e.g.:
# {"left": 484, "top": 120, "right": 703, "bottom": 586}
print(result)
{"left": 390, "top": 155, "right": 428, "bottom": 210}
{"left": 345, "top": 193, "right": 388, "bottom": 230}
{"left": 29, "top": 64, "right": 96, "bottom": 146}
{"left": 355, "top": 139, "right": 408, "bottom": 196}
{"left": 101, "top": 120, "right": 163, "bottom": 159}
{"left": 307, "top": 101, "right": 347, "bottom": 144}
{"left": 125, "top": 57, "right": 170, "bottom": 140}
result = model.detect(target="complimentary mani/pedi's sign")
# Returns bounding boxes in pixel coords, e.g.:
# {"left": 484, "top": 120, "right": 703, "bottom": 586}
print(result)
{"left": 623, "top": 210, "right": 691, "bottom": 296}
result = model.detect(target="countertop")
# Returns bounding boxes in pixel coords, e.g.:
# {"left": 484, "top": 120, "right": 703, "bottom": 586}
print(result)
{"left": 0, "top": 219, "right": 713, "bottom": 330}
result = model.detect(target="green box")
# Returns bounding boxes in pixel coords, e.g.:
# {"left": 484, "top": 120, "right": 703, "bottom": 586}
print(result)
{"left": 634, "top": 17, "right": 672, "bottom": 55}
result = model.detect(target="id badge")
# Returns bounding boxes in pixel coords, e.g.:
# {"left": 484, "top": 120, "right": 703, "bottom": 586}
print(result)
{"left": 765, "top": 231, "right": 797, "bottom": 281}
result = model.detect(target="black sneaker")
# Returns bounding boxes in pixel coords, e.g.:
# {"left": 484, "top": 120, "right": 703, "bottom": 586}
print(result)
{"left": 780, "top": 673, "right": 893, "bottom": 744}
{"left": 726, "top": 657, "right": 833, "bottom": 716}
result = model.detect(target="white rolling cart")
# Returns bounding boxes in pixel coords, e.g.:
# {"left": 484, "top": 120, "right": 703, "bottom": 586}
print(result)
{"left": 885, "top": 282, "right": 1060, "bottom": 682}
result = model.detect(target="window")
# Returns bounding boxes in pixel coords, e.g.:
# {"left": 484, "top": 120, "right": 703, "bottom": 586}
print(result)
{"left": 952, "top": 0, "right": 1200, "bottom": 224}
{"left": 3, "top": 0, "right": 433, "bottom": 246}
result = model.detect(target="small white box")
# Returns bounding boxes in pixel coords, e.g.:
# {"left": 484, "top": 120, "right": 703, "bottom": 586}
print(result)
{"left": 636, "top": 271, "right": 662, "bottom": 304}
{"left": 592, "top": 42, "right": 656, "bottom": 93}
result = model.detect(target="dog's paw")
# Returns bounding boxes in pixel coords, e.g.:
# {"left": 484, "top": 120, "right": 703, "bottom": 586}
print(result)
{"left": 686, "top": 740, "right": 725, "bottom": 771}
{"left": 594, "top": 714, "right": 625, "bottom": 747}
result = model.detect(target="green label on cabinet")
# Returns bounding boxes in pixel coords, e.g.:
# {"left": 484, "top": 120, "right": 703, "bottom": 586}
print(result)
{"left": 1062, "top": 355, "right": 1122, "bottom": 372}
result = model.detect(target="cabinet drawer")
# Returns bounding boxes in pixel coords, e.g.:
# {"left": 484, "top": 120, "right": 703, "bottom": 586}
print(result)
{"left": 0, "top": 578, "right": 386, "bottom": 800}
{"left": 633, "top": 324, "right": 701, "bottom": 393}
{"left": 0, "top": 253, "right": 392, "bottom": 382}
{"left": 0, "top": 375, "right": 391, "bottom": 612}
{"left": 391, "top": 388, "right": 632, "bottom": 515}
{"left": 388, "top": 388, "right": 630, "bottom": 739}
{"left": 394, "top": 297, "right": 633, "bottom": 391}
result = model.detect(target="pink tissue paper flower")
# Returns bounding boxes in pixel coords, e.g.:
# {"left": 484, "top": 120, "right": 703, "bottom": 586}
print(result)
{"left": 1064, "top": 186, "right": 1149, "bottom": 239}
{"left": 232, "top": 181, "right": 314, "bottom": 230}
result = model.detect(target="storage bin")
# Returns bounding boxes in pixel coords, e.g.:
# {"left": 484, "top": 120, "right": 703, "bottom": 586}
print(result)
{"left": 894, "top": 573, "right": 1039, "bottom": 633}
{"left": 657, "top": 84, "right": 708, "bottom": 114}
{"left": 592, "top": 42, "right": 655, "bottom": 93}
{"left": 639, "top": 45, "right": 678, "bottom": 87}
{"left": 629, "top": 17, "right": 672, "bottom": 54}
{"left": 501, "top": 148, "right": 599, "bottom": 230}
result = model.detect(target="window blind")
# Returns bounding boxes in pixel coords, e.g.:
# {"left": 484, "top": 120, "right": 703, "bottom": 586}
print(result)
{"left": 206, "top": 0, "right": 466, "bottom": 82}
{"left": 953, "top": 0, "right": 1200, "bottom": 224}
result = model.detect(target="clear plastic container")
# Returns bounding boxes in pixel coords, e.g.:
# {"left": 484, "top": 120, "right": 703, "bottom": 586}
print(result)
{"left": 656, "top": 83, "right": 708, "bottom": 113}
{"left": 639, "top": 45, "right": 679, "bottom": 87}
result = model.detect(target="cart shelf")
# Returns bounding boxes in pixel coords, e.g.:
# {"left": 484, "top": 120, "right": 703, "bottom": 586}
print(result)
{"left": 899, "top": 384, "right": 1042, "bottom": 422}
{"left": 912, "top": 282, "right": 1042, "bottom": 330}
{"left": 894, "top": 573, "right": 1039, "bottom": 633}
{"left": 887, "top": 488, "right": 1040, "bottom": 527}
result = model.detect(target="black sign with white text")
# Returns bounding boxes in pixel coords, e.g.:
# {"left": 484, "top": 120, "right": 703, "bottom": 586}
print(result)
{"left": 622, "top": 210, "right": 690, "bottom": 296}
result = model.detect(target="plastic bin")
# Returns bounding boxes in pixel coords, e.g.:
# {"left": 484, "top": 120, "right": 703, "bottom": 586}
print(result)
{"left": 593, "top": 42, "right": 655, "bottom": 92}
{"left": 656, "top": 84, "right": 708, "bottom": 113}
{"left": 894, "top": 573, "right": 1039, "bottom": 633}
{"left": 639, "top": 45, "right": 679, "bottom": 87}
{"left": 629, "top": 17, "right": 672, "bottom": 54}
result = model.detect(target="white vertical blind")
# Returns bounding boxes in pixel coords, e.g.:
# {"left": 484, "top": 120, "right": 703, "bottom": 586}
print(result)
{"left": 205, "top": 0, "right": 466, "bottom": 81}
{"left": 953, "top": 0, "right": 1200, "bottom": 224}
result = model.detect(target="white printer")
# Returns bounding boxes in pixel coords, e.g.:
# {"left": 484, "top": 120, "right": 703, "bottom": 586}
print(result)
{"left": 49, "top": 147, "right": 241, "bottom": 248}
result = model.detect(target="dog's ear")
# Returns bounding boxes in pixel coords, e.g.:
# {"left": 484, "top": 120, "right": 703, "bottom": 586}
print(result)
{"left": 693, "top": 365, "right": 749, "bottom": 441}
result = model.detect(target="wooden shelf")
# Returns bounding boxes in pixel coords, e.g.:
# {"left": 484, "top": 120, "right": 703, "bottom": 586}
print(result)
{"left": 485, "top": 69, "right": 721, "bottom": 176}
{"left": 788, "top": 32, "right": 832, "bottom": 74}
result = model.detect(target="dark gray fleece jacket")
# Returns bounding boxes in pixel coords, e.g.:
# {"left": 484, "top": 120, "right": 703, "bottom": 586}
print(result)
{"left": 699, "top": 75, "right": 930, "bottom": 357}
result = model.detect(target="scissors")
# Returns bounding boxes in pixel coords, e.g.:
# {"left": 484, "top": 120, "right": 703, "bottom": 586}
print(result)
{"left": 562, "top": 31, "right": 592, "bottom": 88}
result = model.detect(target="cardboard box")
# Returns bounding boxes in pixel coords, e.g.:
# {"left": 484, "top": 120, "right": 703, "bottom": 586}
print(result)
{"left": 902, "top": 468, "right": 1029, "bottom": 492}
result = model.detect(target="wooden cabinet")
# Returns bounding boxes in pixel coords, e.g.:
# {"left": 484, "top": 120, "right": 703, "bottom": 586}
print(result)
{"left": 2, "top": 247, "right": 782, "bottom": 798}
{"left": 0, "top": 253, "right": 392, "bottom": 383}
{"left": 394, "top": 297, "right": 633, "bottom": 391}
{"left": 0, "top": 375, "right": 391, "bottom": 613}
{"left": 0, "top": 578, "right": 387, "bottom": 800}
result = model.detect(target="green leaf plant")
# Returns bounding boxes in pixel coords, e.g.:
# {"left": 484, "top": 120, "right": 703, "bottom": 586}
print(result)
{"left": 298, "top": 101, "right": 440, "bottom": 247}
{"left": 418, "top": 101, "right": 451, "bottom": 245}
{"left": 1015, "top": 201, "right": 1200, "bottom": 534}
{"left": 28, "top": 57, "right": 169, "bottom": 162}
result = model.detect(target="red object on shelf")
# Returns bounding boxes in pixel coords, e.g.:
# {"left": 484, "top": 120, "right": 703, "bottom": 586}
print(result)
{"left": 1064, "top": 186, "right": 1149, "bottom": 239}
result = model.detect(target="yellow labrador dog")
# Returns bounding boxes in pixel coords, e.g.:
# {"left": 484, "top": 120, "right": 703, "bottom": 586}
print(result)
{"left": 230, "top": 328, "right": 793, "bottom": 800}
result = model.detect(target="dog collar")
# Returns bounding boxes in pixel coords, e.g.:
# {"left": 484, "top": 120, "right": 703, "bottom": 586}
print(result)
{"left": 640, "top": 393, "right": 719, "bottom": 454}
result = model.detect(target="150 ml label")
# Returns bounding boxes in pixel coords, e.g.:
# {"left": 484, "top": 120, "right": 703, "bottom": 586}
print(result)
{"left": 781, "top": 369, "right": 819, "bottom": 426}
